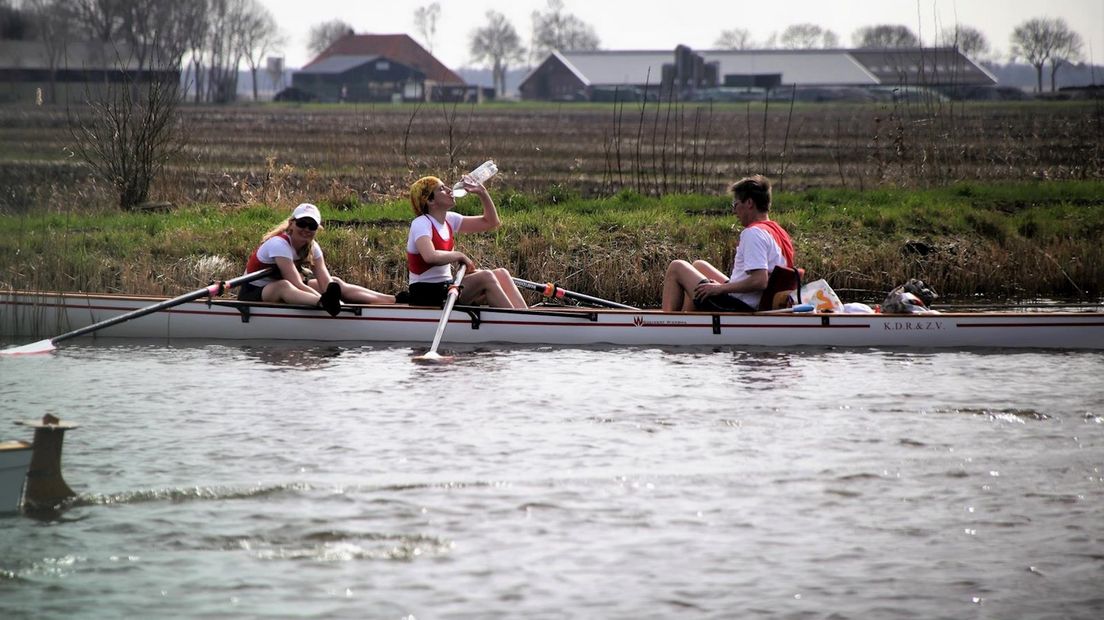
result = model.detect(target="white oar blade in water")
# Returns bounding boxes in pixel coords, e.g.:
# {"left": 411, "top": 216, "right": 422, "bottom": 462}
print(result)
{"left": 412, "top": 350, "right": 451, "bottom": 363}
{"left": 1, "top": 339, "right": 57, "bottom": 356}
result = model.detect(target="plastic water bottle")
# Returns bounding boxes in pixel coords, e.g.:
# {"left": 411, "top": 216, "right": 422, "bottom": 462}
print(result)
{"left": 452, "top": 160, "right": 498, "bottom": 198}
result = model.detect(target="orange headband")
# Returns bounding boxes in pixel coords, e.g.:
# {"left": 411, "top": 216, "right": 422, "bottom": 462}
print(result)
{"left": 409, "top": 176, "right": 443, "bottom": 217}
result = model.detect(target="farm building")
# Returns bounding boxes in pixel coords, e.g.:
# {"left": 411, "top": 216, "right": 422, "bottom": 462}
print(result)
{"left": 0, "top": 39, "right": 179, "bottom": 104}
{"left": 291, "top": 33, "right": 472, "bottom": 103}
{"left": 519, "top": 46, "right": 998, "bottom": 101}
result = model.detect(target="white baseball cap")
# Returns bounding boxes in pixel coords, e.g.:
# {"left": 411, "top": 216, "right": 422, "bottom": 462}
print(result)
{"left": 291, "top": 203, "right": 321, "bottom": 225}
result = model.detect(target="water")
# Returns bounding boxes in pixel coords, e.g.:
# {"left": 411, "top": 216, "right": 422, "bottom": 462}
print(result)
{"left": 1, "top": 341, "right": 1102, "bottom": 619}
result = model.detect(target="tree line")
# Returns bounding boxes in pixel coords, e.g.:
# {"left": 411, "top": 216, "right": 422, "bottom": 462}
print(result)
{"left": 3, "top": 0, "right": 1088, "bottom": 101}
{"left": 716, "top": 19, "right": 1086, "bottom": 93}
{"left": 308, "top": 0, "right": 601, "bottom": 98}
{"left": 0, "top": 0, "right": 282, "bottom": 103}
{"left": 381, "top": 1, "right": 1088, "bottom": 96}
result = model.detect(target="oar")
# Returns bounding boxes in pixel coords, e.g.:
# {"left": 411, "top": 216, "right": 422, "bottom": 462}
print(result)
{"left": 512, "top": 277, "right": 637, "bottom": 310}
{"left": 413, "top": 264, "right": 467, "bottom": 362}
{"left": 1, "top": 268, "right": 275, "bottom": 356}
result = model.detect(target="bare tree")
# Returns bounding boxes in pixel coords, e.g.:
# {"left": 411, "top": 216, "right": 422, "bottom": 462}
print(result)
{"left": 182, "top": 1, "right": 210, "bottom": 103}
{"left": 69, "top": 71, "right": 184, "bottom": 209}
{"left": 530, "top": 0, "right": 599, "bottom": 59}
{"left": 1048, "top": 23, "right": 1083, "bottom": 93}
{"left": 940, "top": 25, "right": 990, "bottom": 61}
{"left": 1, "top": 0, "right": 36, "bottom": 39}
{"left": 71, "top": 0, "right": 126, "bottom": 42}
{"left": 238, "top": 0, "right": 284, "bottom": 101}
{"left": 779, "top": 23, "right": 838, "bottom": 49}
{"left": 205, "top": 0, "right": 250, "bottom": 103}
{"left": 307, "top": 18, "right": 353, "bottom": 57}
{"left": 118, "top": 0, "right": 197, "bottom": 72}
{"left": 714, "top": 28, "right": 752, "bottom": 50}
{"left": 470, "top": 10, "right": 524, "bottom": 97}
{"left": 413, "top": 2, "right": 440, "bottom": 54}
{"left": 25, "top": 0, "right": 74, "bottom": 104}
{"left": 1011, "top": 17, "right": 1067, "bottom": 93}
{"left": 852, "top": 24, "right": 919, "bottom": 48}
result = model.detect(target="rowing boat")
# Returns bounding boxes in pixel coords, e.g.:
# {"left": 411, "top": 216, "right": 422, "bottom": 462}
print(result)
{"left": 0, "top": 438, "right": 32, "bottom": 513}
{"left": 0, "top": 415, "right": 79, "bottom": 515}
{"left": 2, "top": 290, "right": 1103, "bottom": 350}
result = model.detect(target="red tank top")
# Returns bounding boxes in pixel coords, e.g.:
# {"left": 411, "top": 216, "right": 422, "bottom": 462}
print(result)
{"left": 747, "top": 220, "right": 795, "bottom": 268}
{"left": 245, "top": 233, "right": 309, "bottom": 277}
{"left": 407, "top": 215, "right": 454, "bottom": 275}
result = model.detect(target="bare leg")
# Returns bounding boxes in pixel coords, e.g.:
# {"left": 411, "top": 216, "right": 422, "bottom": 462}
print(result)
{"left": 458, "top": 270, "right": 512, "bottom": 308}
{"left": 492, "top": 268, "right": 527, "bottom": 308}
{"left": 662, "top": 259, "right": 723, "bottom": 312}
{"left": 262, "top": 280, "right": 321, "bottom": 305}
{"left": 692, "top": 260, "right": 728, "bottom": 282}
{"left": 318, "top": 276, "right": 396, "bottom": 304}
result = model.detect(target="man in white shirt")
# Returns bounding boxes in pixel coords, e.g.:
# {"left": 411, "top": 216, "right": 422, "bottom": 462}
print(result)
{"left": 661, "top": 175, "right": 795, "bottom": 312}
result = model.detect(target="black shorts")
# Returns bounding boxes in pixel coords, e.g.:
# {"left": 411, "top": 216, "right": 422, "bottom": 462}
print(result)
{"left": 238, "top": 283, "right": 265, "bottom": 301}
{"left": 407, "top": 281, "right": 452, "bottom": 307}
{"left": 694, "top": 294, "right": 757, "bottom": 313}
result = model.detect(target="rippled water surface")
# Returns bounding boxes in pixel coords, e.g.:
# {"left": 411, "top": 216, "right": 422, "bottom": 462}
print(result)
{"left": 1, "top": 341, "right": 1103, "bottom": 619}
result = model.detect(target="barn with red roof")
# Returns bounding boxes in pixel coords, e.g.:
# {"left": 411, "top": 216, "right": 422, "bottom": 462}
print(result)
{"left": 290, "top": 33, "right": 472, "bottom": 103}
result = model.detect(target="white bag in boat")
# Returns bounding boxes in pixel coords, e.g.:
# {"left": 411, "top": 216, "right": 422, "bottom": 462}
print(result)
{"left": 843, "top": 302, "right": 875, "bottom": 314}
{"left": 791, "top": 279, "right": 843, "bottom": 313}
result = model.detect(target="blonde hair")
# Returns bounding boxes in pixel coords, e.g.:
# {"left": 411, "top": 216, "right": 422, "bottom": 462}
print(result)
{"left": 410, "top": 176, "right": 443, "bottom": 217}
{"left": 259, "top": 218, "right": 318, "bottom": 266}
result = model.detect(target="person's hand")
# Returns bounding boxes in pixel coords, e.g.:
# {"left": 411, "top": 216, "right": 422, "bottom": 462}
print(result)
{"left": 461, "top": 175, "right": 488, "bottom": 196}
{"left": 458, "top": 254, "right": 477, "bottom": 271}
{"left": 693, "top": 281, "right": 723, "bottom": 301}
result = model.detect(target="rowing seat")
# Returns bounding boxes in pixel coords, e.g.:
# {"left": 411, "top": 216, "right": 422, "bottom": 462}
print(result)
{"left": 757, "top": 266, "right": 805, "bottom": 311}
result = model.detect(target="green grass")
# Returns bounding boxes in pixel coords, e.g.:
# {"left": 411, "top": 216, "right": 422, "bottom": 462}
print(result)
{"left": 2, "top": 180, "right": 1102, "bottom": 304}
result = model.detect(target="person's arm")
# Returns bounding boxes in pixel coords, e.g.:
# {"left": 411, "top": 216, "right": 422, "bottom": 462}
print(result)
{"left": 414, "top": 235, "right": 475, "bottom": 270}
{"left": 274, "top": 257, "right": 315, "bottom": 293}
{"left": 695, "top": 270, "right": 768, "bottom": 299}
{"left": 693, "top": 228, "right": 771, "bottom": 299}
{"left": 312, "top": 254, "right": 333, "bottom": 289}
{"left": 457, "top": 180, "right": 500, "bottom": 233}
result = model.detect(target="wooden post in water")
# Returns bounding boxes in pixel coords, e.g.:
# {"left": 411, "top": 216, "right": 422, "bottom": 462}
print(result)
{"left": 18, "top": 413, "right": 79, "bottom": 511}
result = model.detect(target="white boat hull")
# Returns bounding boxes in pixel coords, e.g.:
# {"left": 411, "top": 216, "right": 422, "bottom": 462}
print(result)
{"left": 2, "top": 291, "right": 1103, "bottom": 350}
{"left": 0, "top": 441, "right": 32, "bottom": 513}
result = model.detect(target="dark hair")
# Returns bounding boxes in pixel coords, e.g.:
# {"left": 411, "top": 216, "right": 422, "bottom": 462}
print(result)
{"left": 731, "top": 175, "right": 772, "bottom": 212}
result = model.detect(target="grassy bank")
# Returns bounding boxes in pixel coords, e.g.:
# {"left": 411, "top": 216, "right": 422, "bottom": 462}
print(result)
{"left": 1, "top": 180, "right": 1102, "bottom": 307}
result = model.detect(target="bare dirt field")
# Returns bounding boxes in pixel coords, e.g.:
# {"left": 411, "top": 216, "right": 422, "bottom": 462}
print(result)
{"left": 1, "top": 99, "right": 1101, "bottom": 211}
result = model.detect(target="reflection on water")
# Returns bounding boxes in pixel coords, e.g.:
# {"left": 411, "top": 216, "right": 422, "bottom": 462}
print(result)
{"left": 0, "top": 343, "right": 1102, "bottom": 619}
{"left": 726, "top": 350, "right": 802, "bottom": 388}
{"left": 237, "top": 343, "right": 349, "bottom": 369}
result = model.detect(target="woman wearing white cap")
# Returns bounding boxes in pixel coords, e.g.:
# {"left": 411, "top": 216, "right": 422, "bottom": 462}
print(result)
{"left": 239, "top": 203, "right": 396, "bottom": 315}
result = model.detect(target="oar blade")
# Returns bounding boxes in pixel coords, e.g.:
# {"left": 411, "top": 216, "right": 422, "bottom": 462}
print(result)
{"left": 412, "top": 350, "right": 452, "bottom": 363}
{"left": 0, "top": 339, "right": 57, "bottom": 356}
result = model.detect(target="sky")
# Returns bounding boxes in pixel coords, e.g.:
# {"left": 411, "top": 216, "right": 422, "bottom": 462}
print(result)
{"left": 257, "top": 0, "right": 1104, "bottom": 70}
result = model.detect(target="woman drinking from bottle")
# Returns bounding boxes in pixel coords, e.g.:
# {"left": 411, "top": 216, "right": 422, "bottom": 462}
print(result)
{"left": 402, "top": 174, "right": 527, "bottom": 309}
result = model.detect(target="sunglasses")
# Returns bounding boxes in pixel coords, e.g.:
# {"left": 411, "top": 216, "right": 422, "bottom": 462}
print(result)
{"left": 294, "top": 217, "right": 318, "bottom": 231}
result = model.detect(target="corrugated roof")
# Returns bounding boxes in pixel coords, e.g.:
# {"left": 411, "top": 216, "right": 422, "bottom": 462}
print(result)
{"left": 296, "top": 55, "right": 382, "bottom": 75}
{"left": 304, "top": 33, "right": 464, "bottom": 84}
{"left": 543, "top": 48, "right": 994, "bottom": 88}
{"left": 704, "top": 50, "right": 877, "bottom": 85}
{"left": 849, "top": 48, "right": 996, "bottom": 85}
{"left": 556, "top": 49, "right": 877, "bottom": 87}
{"left": 0, "top": 40, "right": 144, "bottom": 70}
{"left": 554, "top": 51, "right": 674, "bottom": 86}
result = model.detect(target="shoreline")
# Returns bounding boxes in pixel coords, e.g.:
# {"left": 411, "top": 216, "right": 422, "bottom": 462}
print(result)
{"left": 1, "top": 181, "right": 1101, "bottom": 307}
